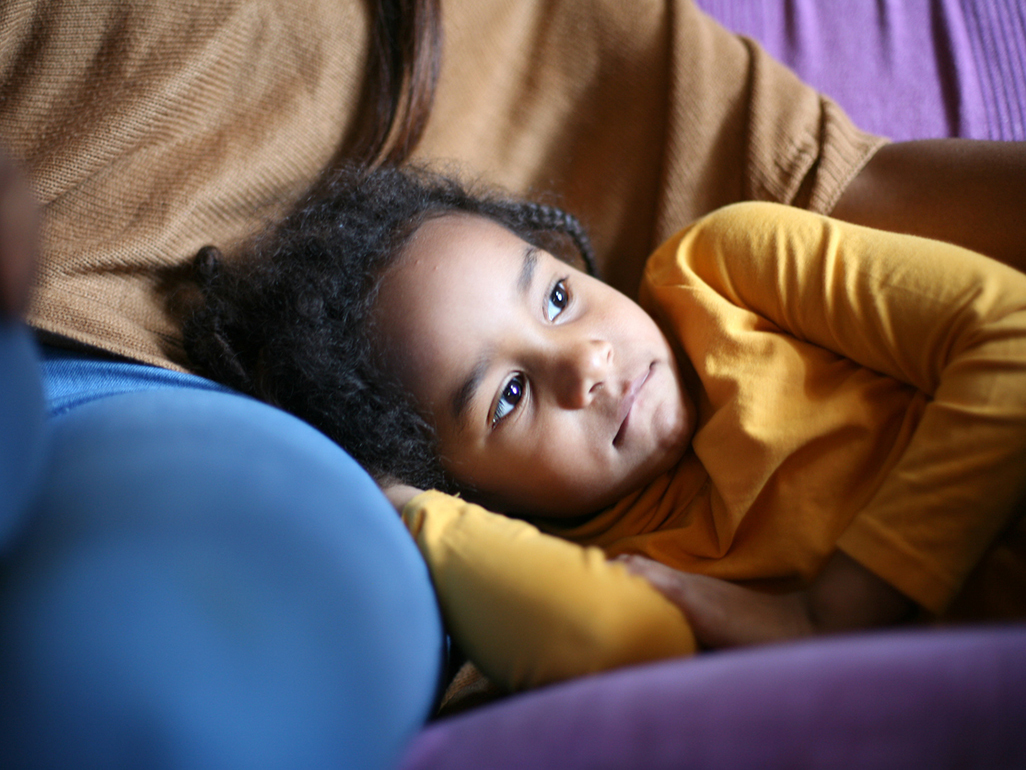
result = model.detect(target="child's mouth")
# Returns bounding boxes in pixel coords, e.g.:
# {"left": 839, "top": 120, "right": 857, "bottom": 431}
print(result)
{"left": 613, "top": 364, "right": 653, "bottom": 447}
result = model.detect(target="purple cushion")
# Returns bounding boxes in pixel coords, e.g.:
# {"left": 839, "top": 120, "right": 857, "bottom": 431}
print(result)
{"left": 696, "top": 0, "right": 1026, "bottom": 141}
{"left": 399, "top": 626, "right": 1026, "bottom": 769}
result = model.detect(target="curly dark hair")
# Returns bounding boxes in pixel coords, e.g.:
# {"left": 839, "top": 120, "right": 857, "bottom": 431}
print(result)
{"left": 183, "top": 165, "right": 595, "bottom": 490}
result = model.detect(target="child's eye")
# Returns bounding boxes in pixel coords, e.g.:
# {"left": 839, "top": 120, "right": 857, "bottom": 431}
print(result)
{"left": 546, "top": 279, "right": 569, "bottom": 321}
{"left": 492, "top": 374, "right": 525, "bottom": 426}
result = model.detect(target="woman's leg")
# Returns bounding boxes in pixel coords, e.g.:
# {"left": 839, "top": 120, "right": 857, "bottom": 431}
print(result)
{"left": 1, "top": 359, "right": 443, "bottom": 770}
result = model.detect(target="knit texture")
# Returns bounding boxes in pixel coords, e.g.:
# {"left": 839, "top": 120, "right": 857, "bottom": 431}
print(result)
{"left": 2, "top": 0, "right": 882, "bottom": 370}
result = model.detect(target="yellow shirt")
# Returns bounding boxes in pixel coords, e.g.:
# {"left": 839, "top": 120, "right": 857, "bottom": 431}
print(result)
{"left": 548, "top": 202, "right": 1026, "bottom": 616}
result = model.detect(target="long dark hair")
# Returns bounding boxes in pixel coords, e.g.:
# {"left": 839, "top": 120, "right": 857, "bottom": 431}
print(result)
{"left": 356, "top": 0, "right": 442, "bottom": 165}
{"left": 184, "top": 165, "right": 594, "bottom": 489}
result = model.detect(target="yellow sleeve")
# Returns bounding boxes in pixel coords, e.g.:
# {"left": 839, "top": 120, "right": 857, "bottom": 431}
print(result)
{"left": 401, "top": 490, "right": 696, "bottom": 692}
{"left": 643, "top": 201, "right": 1026, "bottom": 614}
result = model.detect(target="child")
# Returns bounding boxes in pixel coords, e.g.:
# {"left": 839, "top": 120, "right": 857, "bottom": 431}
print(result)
{"left": 186, "top": 165, "right": 1026, "bottom": 691}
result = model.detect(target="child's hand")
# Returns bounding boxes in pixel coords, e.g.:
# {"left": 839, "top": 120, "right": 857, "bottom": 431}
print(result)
{"left": 0, "top": 150, "right": 38, "bottom": 319}
{"left": 616, "top": 555, "right": 813, "bottom": 649}
{"left": 381, "top": 482, "right": 424, "bottom": 513}
{"left": 617, "top": 551, "right": 914, "bottom": 649}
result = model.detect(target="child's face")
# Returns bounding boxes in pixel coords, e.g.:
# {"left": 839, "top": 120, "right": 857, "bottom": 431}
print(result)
{"left": 375, "top": 214, "right": 695, "bottom": 517}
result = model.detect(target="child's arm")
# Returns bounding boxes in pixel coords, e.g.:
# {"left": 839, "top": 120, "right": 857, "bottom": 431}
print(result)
{"left": 645, "top": 201, "right": 1026, "bottom": 618}
{"left": 619, "top": 551, "right": 913, "bottom": 648}
{"left": 396, "top": 490, "right": 696, "bottom": 692}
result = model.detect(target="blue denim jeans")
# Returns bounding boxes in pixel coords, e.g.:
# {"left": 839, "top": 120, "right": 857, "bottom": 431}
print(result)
{"left": 39, "top": 345, "right": 234, "bottom": 417}
{"left": 0, "top": 326, "right": 443, "bottom": 770}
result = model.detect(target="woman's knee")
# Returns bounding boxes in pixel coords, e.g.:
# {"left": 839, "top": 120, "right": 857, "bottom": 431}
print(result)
{"left": 1, "top": 388, "right": 443, "bottom": 770}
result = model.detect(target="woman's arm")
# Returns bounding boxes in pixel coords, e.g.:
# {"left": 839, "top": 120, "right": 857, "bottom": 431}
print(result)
{"left": 832, "top": 139, "right": 1026, "bottom": 272}
{"left": 619, "top": 551, "right": 913, "bottom": 649}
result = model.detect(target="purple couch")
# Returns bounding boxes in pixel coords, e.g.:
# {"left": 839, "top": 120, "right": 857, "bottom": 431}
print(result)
{"left": 698, "top": 0, "right": 1026, "bottom": 142}
{"left": 398, "top": 3, "right": 1026, "bottom": 768}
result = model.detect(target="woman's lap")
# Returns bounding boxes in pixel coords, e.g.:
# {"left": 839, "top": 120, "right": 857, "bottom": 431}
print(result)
{"left": 0, "top": 331, "right": 444, "bottom": 769}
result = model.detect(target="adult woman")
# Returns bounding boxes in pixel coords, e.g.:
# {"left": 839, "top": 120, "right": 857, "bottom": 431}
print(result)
{"left": 1, "top": 1, "right": 1023, "bottom": 767}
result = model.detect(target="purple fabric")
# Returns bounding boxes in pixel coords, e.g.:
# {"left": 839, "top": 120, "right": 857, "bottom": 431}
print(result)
{"left": 696, "top": 0, "right": 1026, "bottom": 141}
{"left": 399, "top": 626, "right": 1026, "bottom": 770}
{"left": 959, "top": 0, "right": 1026, "bottom": 139}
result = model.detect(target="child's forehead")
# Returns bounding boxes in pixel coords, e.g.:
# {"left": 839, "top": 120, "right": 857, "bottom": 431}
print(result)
{"left": 408, "top": 212, "right": 529, "bottom": 256}
{"left": 392, "top": 214, "right": 542, "bottom": 291}
{"left": 378, "top": 215, "right": 536, "bottom": 335}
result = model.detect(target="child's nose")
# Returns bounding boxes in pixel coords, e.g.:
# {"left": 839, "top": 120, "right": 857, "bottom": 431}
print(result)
{"left": 553, "top": 338, "right": 613, "bottom": 409}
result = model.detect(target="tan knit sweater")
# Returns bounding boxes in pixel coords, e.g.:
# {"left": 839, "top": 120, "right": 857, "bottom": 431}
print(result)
{"left": 0, "top": 0, "right": 884, "bottom": 371}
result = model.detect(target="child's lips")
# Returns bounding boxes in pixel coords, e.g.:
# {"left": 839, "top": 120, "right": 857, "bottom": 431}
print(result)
{"left": 613, "top": 364, "right": 653, "bottom": 447}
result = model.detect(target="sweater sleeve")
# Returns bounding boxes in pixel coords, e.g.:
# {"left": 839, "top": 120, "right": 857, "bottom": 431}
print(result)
{"left": 401, "top": 491, "right": 696, "bottom": 692}
{"left": 643, "top": 201, "right": 1026, "bottom": 614}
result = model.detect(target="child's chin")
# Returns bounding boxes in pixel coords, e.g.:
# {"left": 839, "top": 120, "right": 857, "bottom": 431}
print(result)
{"left": 494, "top": 488, "right": 620, "bottom": 522}
{"left": 650, "top": 391, "right": 697, "bottom": 465}
{"left": 458, "top": 453, "right": 689, "bottom": 520}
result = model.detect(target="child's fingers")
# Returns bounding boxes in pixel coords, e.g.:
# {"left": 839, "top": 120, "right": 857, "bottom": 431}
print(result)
{"left": 614, "top": 553, "right": 667, "bottom": 579}
{"left": 615, "top": 554, "right": 691, "bottom": 605}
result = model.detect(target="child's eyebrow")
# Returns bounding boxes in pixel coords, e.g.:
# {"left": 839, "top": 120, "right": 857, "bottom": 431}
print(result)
{"left": 450, "top": 244, "right": 539, "bottom": 429}
{"left": 517, "top": 245, "right": 538, "bottom": 296}
{"left": 451, "top": 356, "right": 489, "bottom": 428}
